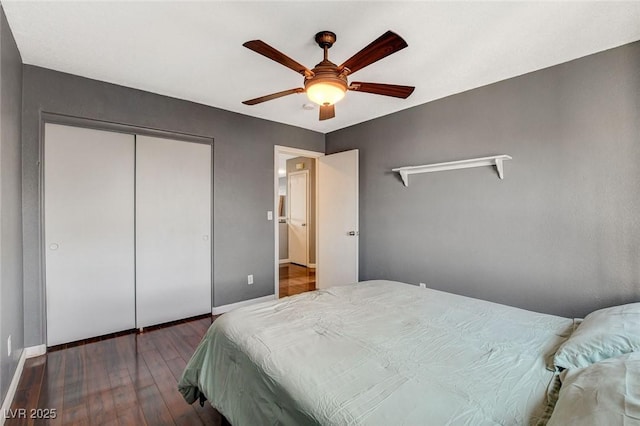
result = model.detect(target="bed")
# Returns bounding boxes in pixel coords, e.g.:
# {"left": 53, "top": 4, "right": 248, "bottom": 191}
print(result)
{"left": 179, "top": 281, "right": 574, "bottom": 426}
{"left": 179, "top": 280, "right": 585, "bottom": 425}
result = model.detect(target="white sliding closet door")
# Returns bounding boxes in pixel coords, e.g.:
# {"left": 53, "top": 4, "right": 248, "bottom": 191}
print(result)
{"left": 45, "top": 123, "right": 136, "bottom": 346}
{"left": 135, "top": 136, "right": 212, "bottom": 328}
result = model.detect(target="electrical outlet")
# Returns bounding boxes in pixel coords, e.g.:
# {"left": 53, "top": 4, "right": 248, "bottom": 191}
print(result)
{"left": 419, "top": 283, "right": 427, "bottom": 289}
{"left": 7, "top": 335, "right": 11, "bottom": 357}
{"left": 248, "top": 274, "right": 254, "bottom": 285}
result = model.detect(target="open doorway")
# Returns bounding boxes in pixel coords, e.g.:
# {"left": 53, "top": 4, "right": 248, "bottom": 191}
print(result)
{"left": 274, "top": 146, "right": 324, "bottom": 298}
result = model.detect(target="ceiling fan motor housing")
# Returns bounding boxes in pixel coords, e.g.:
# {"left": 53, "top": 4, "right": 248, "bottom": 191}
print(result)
{"left": 304, "top": 59, "right": 348, "bottom": 104}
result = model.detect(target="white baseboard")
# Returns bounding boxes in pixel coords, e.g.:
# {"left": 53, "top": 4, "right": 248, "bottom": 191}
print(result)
{"left": 1, "top": 349, "right": 26, "bottom": 425}
{"left": 212, "top": 295, "right": 276, "bottom": 315}
{"left": 279, "top": 259, "right": 290, "bottom": 264}
{"left": 24, "top": 345, "right": 46, "bottom": 359}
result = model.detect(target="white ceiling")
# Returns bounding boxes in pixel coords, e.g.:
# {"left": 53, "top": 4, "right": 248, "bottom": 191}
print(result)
{"left": 4, "top": 1, "right": 640, "bottom": 134}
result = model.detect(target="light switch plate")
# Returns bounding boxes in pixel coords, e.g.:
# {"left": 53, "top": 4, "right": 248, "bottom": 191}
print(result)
{"left": 267, "top": 211, "right": 273, "bottom": 221}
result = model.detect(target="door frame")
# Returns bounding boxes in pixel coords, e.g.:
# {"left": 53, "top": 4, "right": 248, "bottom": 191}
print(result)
{"left": 274, "top": 145, "right": 324, "bottom": 299}
{"left": 287, "top": 169, "right": 310, "bottom": 267}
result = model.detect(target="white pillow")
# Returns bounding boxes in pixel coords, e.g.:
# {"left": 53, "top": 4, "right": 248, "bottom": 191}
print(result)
{"left": 547, "top": 352, "right": 640, "bottom": 426}
{"left": 553, "top": 302, "right": 640, "bottom": 370}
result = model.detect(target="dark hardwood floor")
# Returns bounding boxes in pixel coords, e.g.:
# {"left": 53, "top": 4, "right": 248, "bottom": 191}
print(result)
{"left": 6, "top": 271, "right": 316, "bottom": 425}
{"left": 6, "top": 317, "right": 228, "bottom": 426}
{"left": 279, "top": 263, "right": 315, "bottom": 297}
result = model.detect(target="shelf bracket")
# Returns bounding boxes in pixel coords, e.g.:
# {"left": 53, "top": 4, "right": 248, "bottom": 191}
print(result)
{"left": 495, "top": 158, "right": 504, "bottom": 179}
{"left": 399, "top": 170, "right": 409, "bottom": 187}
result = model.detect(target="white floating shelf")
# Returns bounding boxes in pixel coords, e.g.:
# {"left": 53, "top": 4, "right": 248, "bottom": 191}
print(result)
{"left": 392, "top": 155, "right": 512, "bottom": 187}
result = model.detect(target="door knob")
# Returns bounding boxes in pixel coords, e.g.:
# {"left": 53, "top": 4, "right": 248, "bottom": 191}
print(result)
{"left": 301, "top": 223, "right": 307, "bottom": 227}
{"left": 49, "top": 243, "right": 59, "bottom": 250}
{"left": 347, "top": 231, "right": 359, "bottom": 236}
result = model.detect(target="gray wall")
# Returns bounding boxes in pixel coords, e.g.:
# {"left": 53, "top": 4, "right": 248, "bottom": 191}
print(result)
{"left": 286, "top": 156, "right": 316, "bottom": 264}
{"left": 326, "top": 41, "right": 640, "bottom": 319}
{"left": 0, "top": 4, "right": 24, "bottom": 404}
{"left": 22, "top": 65, "right": 324, "bottom": 346}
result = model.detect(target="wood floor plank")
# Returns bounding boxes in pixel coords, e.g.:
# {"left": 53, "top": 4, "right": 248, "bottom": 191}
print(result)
{"left": 112, "top": 334, "right": 136, "bottom": 369}
{"left": 87, "top": 389, "right": 117, "bottom": 425}
{"left": 184, "top": 317, "right": 211, "bottom": 333}
{"left": 165, "top": 327, "right": 203, "bottom": 363}
{"left": 109, "top": 369, "right": 139, "bottom": 416}
{"left": 137, "top": 384, "right": 175, "bottom": 426}
{"left": 186, "top": 317, "right": 214, "bottom": 336}
{"left": 17, "top": 357, "right": 45, "bottom": 390}
{"left": 43, "top": 349, "right": 67, "bottom": 388}
{"left": 34, "top": 349, "right": 65, "bottom": 426}
{"left": 164, "top": 356, "right": 187, "bottom": 382}
{"left": 135, "top": 331, "right": 159, "bottom": 353}
{"left": 141, "top": 346, "right": 202, "bottom": 425}
{"left": 62, "top": 346, "right": 88, "bottom": 413}
{"left": 61, "top": 403, "right": 90, "bottom": 425}
{"left": 34, "top": 384, "right": 64, "bottom": 426}
{"left": 84, "top": 337, "right": 109, "bottom": 367}
{"left": 125, "top": 352, "right": 155, "bottom": 391}
{"left": 85, "top": 350, "right": 117, "bottom": 426}
{"left": 117, "top": 407, "right": 148, "bottom": 426}
{"left": 148, "top": 330, "right": 181, "bottom": 363}
{"left": 99, "top": 416, "right": 120, "bottom": 426}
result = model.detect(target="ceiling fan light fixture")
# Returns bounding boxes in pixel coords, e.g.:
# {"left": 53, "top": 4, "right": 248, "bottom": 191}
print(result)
{"left": 305, "top": 80, "right": 346, "bottom": 106}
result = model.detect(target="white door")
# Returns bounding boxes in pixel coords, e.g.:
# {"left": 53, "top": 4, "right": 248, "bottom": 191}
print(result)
{"left": 317, "top": 149, "right": 359, "bottom": 289}
{"left": 288, "top": 171, "right": 309, "bottom": 266}
{"left": 44, "top": 123, "right": 136, "bottom": 346}
{"left": 135, "top": 136, "right": 212, "bottom": 328}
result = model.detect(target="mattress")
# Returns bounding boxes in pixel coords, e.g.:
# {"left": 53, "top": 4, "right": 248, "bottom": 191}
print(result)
{"left": 179, "top": 280, "right": 574, "bottom": 425}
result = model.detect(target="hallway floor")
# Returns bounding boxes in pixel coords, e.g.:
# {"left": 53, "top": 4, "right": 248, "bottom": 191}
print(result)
{"left": 279, "top": 263, "right": 315, "bottom": 298}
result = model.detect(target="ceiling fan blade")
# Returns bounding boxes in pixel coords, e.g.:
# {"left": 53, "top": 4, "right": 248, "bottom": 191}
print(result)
{"left": 319, "top": 104, "right": 335, "bottom": 121}
{"left": 242, "top": 88, "right": 304, "bottom": 105}
{"left": 338, "top": 31, "right": 408, "bottom": 76}
{"left": 349, "top": 82, "right": 415, "bottom": 99}
{"left": 243, "top": 40, "right": 313, "bottom": 77}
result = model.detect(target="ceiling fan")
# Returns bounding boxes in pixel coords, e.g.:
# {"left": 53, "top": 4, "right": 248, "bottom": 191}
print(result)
{"left": 242, "top": 31, "right": 415, "bottom": 121}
